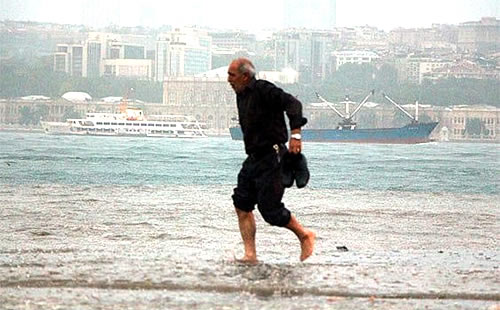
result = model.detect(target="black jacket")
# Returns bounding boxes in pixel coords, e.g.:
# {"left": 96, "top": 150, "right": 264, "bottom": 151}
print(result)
{"left": 236, "top": 78, "right": 307, "bottom": 155}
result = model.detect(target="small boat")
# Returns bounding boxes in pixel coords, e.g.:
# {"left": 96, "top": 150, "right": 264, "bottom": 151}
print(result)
{"left": 229, "top": 90, "right": 438, "bottom": 144}
{"left": 41, "top": 107, "right": 207, "bottom": 138}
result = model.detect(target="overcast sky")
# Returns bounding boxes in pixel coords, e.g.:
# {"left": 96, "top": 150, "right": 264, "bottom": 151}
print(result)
{"left": 1, "top": 0, "right": 498, "bottom": 31}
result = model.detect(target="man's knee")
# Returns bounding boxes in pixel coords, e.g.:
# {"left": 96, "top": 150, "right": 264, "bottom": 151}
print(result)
{"left": 232, "top": 193, "right": 255, "bottom": 213}
{"left": 235, "top": 207, "right": 252, "bottom": 219}
{"left": 259, "top": 206, "right": 291, "bottom": 227}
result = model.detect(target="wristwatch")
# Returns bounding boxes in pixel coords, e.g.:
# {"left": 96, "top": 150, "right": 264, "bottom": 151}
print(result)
{"left": 290, "top": 133, "right": 302, "bottom": 140}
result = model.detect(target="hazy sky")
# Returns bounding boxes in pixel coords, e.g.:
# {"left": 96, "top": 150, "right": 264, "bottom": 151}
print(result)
{"left": 1, "top": 0, "right": 498, "bottom": 31}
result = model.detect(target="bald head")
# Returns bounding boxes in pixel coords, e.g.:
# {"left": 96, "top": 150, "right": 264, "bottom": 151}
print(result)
{"left": 227, "top": 57, "right": 256, "bottom": 93}
{"left": 233, "top": 57, "right": 256, "bottom": 78}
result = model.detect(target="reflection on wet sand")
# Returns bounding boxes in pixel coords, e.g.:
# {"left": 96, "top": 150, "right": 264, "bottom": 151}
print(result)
{"left": 1, "top": 185, "right": 499, "bottom": 309}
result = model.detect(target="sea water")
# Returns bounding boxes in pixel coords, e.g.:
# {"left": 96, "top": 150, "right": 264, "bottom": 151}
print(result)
{"left": 0, "top": 132, "right": 498, "bottom": 309}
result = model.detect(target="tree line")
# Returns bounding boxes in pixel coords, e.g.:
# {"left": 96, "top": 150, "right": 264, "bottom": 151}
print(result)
{"left": 1, "top": 56, "right": 498, "bottom": 108}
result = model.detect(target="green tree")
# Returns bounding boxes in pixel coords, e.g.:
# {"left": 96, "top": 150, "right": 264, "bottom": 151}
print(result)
{"left": 32, "top": 105, "right": 49, "bottom": 125}
{"left": 465, "top": 118, "right": 485, "bottom": 136}
{"left": 355, "top": 110, "right": 377, "bottom": 129}
{"left": 19, "top": 106, "right": 34, "bottom": 125}
{"left": 418, "top": 114, "right": 433, "bottom": 123}
{"left": 62, "top": 106, "right": 82, "bottom": 120}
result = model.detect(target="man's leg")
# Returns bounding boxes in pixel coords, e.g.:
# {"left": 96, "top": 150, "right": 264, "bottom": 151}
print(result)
{"left": 235, "top": 208, "right": 258, "bottom": 263}
{"left": 286, "top": 215, "right": 316, "bottom": 261}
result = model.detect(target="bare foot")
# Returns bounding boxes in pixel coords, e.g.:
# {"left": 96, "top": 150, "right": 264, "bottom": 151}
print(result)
{"left": 234, "top": 254, "right": 258, "bottom": 265}
{"left": 300, "top": 230, "right": 316, "bottom": 261}
{"left": 235, "top": 257, "right": 259, "bottom": 265}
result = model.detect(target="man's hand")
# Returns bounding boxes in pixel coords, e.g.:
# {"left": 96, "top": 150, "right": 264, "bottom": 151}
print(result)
{"left": 289, "top": 129, "right": 302, "bottom": 154}
{"left": 289, "top": 138, "right": 302, "bottom": 154}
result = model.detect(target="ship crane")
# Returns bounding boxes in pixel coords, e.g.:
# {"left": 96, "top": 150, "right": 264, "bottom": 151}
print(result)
{"left": 381, "top": 93, "right": 419, "bottom": 124}
{"left": 315, "top": 90, "right": 375, "bottom": 130}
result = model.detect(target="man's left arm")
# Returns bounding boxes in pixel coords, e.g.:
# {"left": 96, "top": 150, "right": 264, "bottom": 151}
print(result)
{"left": 266, "top": 82, "right": 307, "bottom": 153}
{"left": 282, "top": 93, "right": 306, "bottom": 154}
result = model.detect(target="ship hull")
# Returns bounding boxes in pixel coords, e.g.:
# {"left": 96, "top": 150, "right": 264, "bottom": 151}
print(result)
{"left": 229, "top": 122, "right": 439, "bottom": 144}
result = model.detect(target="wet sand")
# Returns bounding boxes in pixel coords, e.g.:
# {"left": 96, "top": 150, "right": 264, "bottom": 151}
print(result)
{"left": 1, "top": 185, "right": 499, "bottom": 309}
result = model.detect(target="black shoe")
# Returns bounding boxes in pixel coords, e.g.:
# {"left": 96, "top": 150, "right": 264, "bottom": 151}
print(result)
{"left": 293, "top": 153, "right": 310, "bottom": 188}
{"left": 280, "top": 152, "right": 294, "bottom": 188}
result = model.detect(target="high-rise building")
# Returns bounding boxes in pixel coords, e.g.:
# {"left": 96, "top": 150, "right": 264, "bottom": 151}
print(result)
{"left": 284, "top": 0, "right": 336, "bottom": 30}
{"left": 84, "top": 41, "right": 103, "bottom": 78}
{"left": 53, "top": 32, "right": 150, "bottom": 79}
{"left": 274, "top": 30, "right": 336, "bottom": 82}
{"left": 155, "top": 35, "right": 171, "bottom": 82}
{"left": 154, "top": 28, "right": 212, "bottom": 81}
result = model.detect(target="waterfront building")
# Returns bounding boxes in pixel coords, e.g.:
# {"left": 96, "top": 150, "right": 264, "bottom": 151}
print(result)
{"left": 1, "top": 97, "right": 498, "bottom": 142}
{"left": 162, "top": 73, "right": 235, "bottom": 133}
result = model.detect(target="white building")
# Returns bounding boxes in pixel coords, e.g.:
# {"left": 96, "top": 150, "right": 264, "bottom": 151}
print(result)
{"left": 102, "top": 59, "right": 153, "bottom": 80}
{"left": 54, "top": 32, "right": 151, "bottom": 79}
{"left": 332, "top": 51, "right": 380, "bottom": 71}
{"left": 258, "top": 68, "right": 299, "bottom": 84}
{"left": 395, "top": 56, "right": 453, "bottom": 84}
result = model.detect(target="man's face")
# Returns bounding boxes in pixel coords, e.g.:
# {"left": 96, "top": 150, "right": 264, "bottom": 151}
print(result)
{"left": 227, "top": 61, "right": 250, "bottom": 93}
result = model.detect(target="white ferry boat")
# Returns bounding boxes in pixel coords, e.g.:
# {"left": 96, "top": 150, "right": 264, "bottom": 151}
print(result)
{"left": 40, "top": 107, "right": 207, "bottom": 138}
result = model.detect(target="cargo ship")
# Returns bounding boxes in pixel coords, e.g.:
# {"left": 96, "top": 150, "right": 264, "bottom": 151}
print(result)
{"left": 229, "top": 91, "right": 439, "bottom": 144}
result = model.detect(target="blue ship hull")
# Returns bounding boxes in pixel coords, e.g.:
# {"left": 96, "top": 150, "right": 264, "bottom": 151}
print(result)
{"left": 229, "top": 122, "right": 439, "bottom": 144}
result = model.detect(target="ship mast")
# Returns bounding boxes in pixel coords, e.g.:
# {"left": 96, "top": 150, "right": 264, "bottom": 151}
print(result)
{"left": 381, "top": 93, "right": 418, "bottom": 124}
{"left": 315, "top": 90, "right": 374, "bottom": 130}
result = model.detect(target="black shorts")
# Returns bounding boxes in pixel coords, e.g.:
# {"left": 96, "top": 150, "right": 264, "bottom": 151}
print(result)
{"left": 232, "top": 146, "right": 291, "bottom": 227}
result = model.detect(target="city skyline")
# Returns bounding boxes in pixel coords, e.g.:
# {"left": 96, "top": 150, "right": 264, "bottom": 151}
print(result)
{"left": 1, "top": 0, "right": 498, "bottom": 32}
